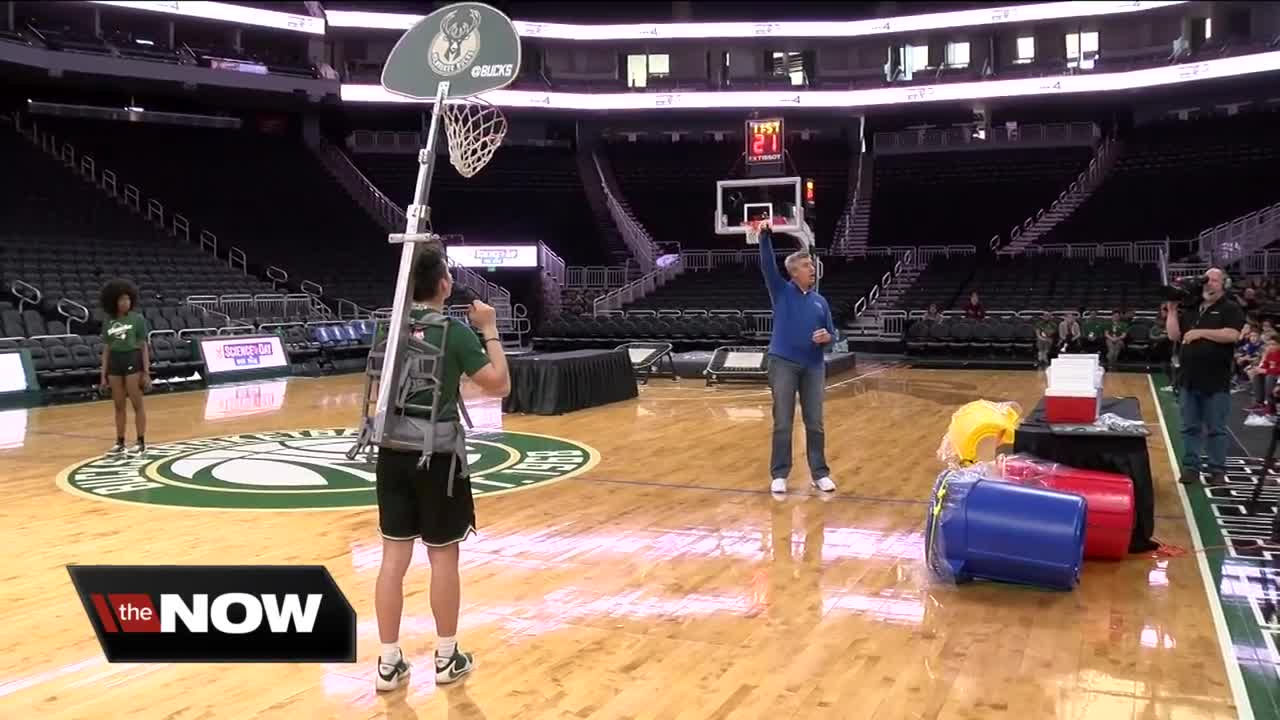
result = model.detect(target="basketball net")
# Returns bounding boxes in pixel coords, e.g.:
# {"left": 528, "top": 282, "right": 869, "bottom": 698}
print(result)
{"left": 745, "top": 220, "right": 767, "bottom": 246}
{"left": 442, "top": 97, "right": 508, "bottom": 178}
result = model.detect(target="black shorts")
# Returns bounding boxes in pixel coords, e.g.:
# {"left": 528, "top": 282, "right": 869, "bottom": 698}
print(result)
{"left": 107, "top": 349, "right": 143, "bottom": 377}
{"left": 375, "top": 448, "right": 476, "bottom": 546}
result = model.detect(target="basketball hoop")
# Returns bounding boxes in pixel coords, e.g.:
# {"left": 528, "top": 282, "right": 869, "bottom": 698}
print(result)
{"left": 442, "top": 96, "right": 507, "bottom": 178}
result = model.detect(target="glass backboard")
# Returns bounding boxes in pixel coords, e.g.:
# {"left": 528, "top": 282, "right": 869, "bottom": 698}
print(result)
{"left": 715, "top": 177, "right": 803, "bottom": 236}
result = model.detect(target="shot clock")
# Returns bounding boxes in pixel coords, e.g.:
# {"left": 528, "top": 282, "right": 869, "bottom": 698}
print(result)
{"left": 744, "top": 117, "right": 784, "bottom": 175}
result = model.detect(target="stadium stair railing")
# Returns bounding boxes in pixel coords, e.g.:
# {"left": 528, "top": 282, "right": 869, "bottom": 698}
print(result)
{"left": 1197, "top": 200, "right": 1280, "bottom": 267}
{"left": 997, "top": 132, "right": 1121, "bottom": 253}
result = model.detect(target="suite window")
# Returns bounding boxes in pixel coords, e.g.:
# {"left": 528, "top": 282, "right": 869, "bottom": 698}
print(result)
{"left": 1065, "top": 31, "right": 1099, "bottom": 70}
{"left": 1016, "top": 36, "right": 1035, "bottom": 63}
{"left": 909, "top": 44, "right": 929, "bottom": 72}
{"left": 626, "top": 54, "right": 670, "bottom": 88}
{"left": 770, "top": 51, "right": 805, "bottom": 86}
{"left": 945, "top": 41, "right": 970, "bottom": 68}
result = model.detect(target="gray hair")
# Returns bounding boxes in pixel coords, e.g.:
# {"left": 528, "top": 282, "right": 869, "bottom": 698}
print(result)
{"left": 784, "top": 251, "right": 812, "bottom": 275}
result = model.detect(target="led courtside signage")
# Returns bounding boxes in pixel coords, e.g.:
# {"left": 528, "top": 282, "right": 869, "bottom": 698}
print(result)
{"left": 446, "top": 245, "right": 539, "bottom": 269}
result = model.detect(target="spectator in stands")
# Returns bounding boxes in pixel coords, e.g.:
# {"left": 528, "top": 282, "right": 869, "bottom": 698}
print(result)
{"left": 963, "top": 292, "right": 985, "bottom": 319}
{"left": 756, "top": 222, "right": 836, "bottom": 496}
{"left": 1104, "top": 310, "right": 1129, "bottom": 367}
{"left": 924, "top": 304, "right": 942, "bottom": 323}
{"left": 373, "top": 248, "right": 511, "bottom": 692}
{"left": 1246, "top": 331, "right": 1280, "bottom": 426}
{"left": 1058, "top": 311, "right": 1082, "bottom": 353}
{"left": 1263, "top": 318, "right": 1277, "bottom": 339}
{"left": 1151, "top": 305, "right": 1171, "bottom": 379}
{"left": 1167, "top": 268, "right": 1245, "bottom": 486}
{"left": 1081, "top": 310, "right": 1106, "bottom": 354}
{"left": 98, "top": 279, "right": 150, "bottom": 457}
{"left": 1241, "top": 287, "right": 1261, "bottom": 315}
{"left": 1235, "top": 324, "right": 1261, "bottom": 385}
{"left": 1034, "top": 311, "right": 1057, "bottom": 367}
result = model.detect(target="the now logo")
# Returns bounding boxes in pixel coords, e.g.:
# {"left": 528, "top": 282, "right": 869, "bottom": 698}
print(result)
{"left": 68, "top": 565, "right": 356, "bottom": 663}
{"left": 90, "top": 592, "right": 323, "bottom": 634}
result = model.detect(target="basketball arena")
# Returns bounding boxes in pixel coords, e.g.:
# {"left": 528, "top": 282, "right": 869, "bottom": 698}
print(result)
{"left": 3, "top": 1, "right": 1280, "bottom": 718}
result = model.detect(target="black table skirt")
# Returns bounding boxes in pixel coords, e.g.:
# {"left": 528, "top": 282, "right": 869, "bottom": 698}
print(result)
{"left": 502, "top": 349, "right": 638, "bottom": 415}
{"left": 1012, "top": 396, "right": 1158, "bottom": 553}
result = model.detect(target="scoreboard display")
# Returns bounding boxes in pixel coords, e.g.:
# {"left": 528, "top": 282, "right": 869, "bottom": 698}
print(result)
{"left": 745, "top": 118, "right": 784, "bottom": 166}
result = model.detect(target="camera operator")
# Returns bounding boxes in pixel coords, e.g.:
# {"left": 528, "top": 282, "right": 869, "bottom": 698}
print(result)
{"left": 1166, "top": 268, "right": 1245, "bottom": 486}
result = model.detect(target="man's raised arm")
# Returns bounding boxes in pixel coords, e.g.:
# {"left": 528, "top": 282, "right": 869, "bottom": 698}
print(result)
{"left": 758, "top": 226, "right": 786, "bottom": 300}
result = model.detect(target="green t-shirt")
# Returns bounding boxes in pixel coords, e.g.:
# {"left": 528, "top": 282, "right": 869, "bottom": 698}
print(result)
{"left": 1035, "top": 319, "right": 1057, "bottom": 336}
{"left": 102, "top": 312, "right": 147, "bottom": 353}
{"left": 377, "top": 307, "right": 490, "bottom": 422}
{"left": 1107, "top": 320, "right": 1130, "bottom": 338}
{"left": 1082, "top": 317, "right": 1108, "bottom": 341}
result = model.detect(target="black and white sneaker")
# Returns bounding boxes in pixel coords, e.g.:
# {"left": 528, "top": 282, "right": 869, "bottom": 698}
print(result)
{"left": 435, "top": 649, "right": 474, "bottom": 685}
{"left": 129, "top": 442, "right": 147, "bottom": 457}
{"left": 107, "top": 442, "right": 126, "bottom": 456}
{"left": 375, "top": 655, "right": 411, "bottom": 692}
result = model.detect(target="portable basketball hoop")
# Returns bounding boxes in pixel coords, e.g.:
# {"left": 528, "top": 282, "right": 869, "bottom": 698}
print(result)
{"left": 363, "top": 1, "right": 521, "bottom": 444}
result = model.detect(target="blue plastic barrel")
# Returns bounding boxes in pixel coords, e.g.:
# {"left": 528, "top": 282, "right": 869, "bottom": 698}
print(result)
{"left": 925, "top": 468, "right": 1086, "bottom": 590}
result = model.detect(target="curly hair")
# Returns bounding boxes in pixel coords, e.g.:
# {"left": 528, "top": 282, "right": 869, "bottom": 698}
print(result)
{"left": 100, "top": 279, "right": 139, "bottom": 317}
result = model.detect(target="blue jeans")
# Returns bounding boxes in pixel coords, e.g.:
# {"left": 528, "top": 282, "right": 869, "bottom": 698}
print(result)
{"left": 1180, "top": 388, "right": 1230, "bottom": 473}
{"left": 768, "top": 355, "right": 829, "bottom": 480}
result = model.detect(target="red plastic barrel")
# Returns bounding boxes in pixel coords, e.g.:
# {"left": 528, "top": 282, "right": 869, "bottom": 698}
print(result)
{"left": 1002, "top": 457, "right": 1134, "bottom": 561}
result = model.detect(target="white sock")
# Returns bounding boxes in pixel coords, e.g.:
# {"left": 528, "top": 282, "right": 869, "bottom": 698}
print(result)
{"left": 381, "top": 643, "right": 401, "bottom": 664}
{"left": 436, "top": 636, "right": 456, "bottom": 659}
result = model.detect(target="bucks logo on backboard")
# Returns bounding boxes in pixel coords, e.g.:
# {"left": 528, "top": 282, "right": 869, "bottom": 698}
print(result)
{"left": 58, "top": 429, "right": 598, "bottom": 510}
{"left": 430, "top": 8, "right": 481, "bottom": 77}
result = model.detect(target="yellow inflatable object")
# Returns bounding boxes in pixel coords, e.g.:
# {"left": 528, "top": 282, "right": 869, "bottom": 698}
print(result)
{"left": 937, "top": 400, "right": 1022, "bottom": 466}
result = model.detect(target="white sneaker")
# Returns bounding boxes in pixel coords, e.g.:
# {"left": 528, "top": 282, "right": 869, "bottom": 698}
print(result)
{"left": 375, "top": 655, "right": 411, "bottom": 692}
{"left": 1245, "top": 414, "right": 1278, "bottom": 427}
{"left": 770, "top": 478, "right": 787, "bottom": 495}
{"left": 811, "top": 476, "right": 837, "bottom": 493}
{"left": 435, "top": 649, "right": 474, "bottom": 685}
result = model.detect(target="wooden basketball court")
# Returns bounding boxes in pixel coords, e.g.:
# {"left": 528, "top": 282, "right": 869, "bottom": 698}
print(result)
{"left": 0, "top": 366, "right": 1245, "bottom": 718}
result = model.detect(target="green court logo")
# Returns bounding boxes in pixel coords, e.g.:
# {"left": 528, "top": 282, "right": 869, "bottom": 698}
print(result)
{"left": 57, "top": 428, "right": 599, "bottom": 511}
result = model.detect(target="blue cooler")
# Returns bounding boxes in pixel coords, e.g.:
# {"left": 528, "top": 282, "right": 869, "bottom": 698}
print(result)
{"left": 925, "top": 468, "right": 1086, "bottom": 590}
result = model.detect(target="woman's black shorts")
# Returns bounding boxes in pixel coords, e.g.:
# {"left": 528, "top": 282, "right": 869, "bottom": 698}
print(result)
{"left": 107, "top": 349, "right": 143, "bottom": 377}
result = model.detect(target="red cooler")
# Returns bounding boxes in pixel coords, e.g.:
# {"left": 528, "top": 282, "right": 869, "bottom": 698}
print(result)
{"left": 1001, "top": 457, "right": 1134, "bottom": 561}
{"left": 1044, "top": 388, "right": 1102, "bottom": 424}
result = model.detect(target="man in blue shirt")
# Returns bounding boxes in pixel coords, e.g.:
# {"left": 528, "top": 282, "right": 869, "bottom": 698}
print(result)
{"left": 757, "top": 222, "right": 837, "bottom": 495}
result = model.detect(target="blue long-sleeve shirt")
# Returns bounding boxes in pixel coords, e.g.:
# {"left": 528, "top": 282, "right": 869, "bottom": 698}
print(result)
{"left": 759, "top": 229, "right": 835, "bottom": 369}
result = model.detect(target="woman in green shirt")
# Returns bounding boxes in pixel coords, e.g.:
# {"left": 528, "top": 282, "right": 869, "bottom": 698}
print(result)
{"left": 98, "top": 280, "right": 150, "bottom": 456}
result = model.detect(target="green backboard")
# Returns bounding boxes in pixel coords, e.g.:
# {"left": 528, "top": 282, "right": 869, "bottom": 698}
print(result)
{"left": 381, "top": 2, "right": 522, "bottom": 100}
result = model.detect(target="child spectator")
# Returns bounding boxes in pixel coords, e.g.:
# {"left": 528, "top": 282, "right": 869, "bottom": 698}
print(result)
{"left": 1245, "top": 332, "right": 1280, "bottom": 426}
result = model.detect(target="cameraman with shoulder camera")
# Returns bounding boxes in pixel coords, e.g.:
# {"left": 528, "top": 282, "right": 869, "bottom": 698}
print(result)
{"left": 1166, "top": 268, "right": 1245, "bottom": 486}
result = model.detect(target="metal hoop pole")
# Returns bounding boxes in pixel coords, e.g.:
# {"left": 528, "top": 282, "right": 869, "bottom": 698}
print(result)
{"left": 371, "top": 81, "right": 450, "bottom": 444}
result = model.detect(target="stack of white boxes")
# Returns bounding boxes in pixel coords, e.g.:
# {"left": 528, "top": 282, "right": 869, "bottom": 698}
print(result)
{"left": 1045, "top": 354, "right": 1104, "bottom": 423}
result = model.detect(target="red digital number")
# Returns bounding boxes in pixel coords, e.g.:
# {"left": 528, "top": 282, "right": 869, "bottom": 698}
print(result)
{"left": 747, "top": 120, "right": 781, "bottom": 162}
